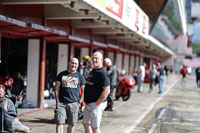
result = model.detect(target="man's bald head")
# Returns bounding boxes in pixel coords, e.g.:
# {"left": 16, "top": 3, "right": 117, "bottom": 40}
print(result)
{"left": 92, "top": 52, "right": 103, "bottom": 69}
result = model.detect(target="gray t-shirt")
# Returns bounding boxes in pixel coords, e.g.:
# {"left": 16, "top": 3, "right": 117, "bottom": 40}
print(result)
{"left": 149, "top": 69, "right": 157, "bottom": 79}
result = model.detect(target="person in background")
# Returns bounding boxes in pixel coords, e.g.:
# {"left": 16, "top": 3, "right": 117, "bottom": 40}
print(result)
{"left": 11, "top": 72, "right": 24, "bottom": 96}
{"left": 137, "top": 62, "right": 146, "bottom": 93}
{"left": 104, "top": 58, "right": 118, "bottom": 111}
{"left": 54, "top": 58, "right": 85, "bottom": 133}
{"left": 180, "top": 65, "right": 188, "bottom": 85}
{"left": 195, "top": 66, "right": 200, "bottom": 87}
{"left": 164, "top": 65, "right": 169, "bottom": 79}
{"left": 187, "top": 66, "right": 192, "bottom": 75}
{"left": 157, "top": 63, "right": 165, "bottom": 94}
{"left": 80, "top": 55, "right": 91, "bottom": 76}
{"left": 0, "top": 84, "right": 31, "bottom": 133}
{"left": 83, "top": 60, "right": 93, "bottom": 80}
{"left": 148, "top": 64, "right": 157, "bottom": 93}
{"left": 83, "top": 52, "right": 110, "bottom": 133}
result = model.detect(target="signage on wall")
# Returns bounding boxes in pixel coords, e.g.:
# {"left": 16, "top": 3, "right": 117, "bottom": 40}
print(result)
{"left": 0, "top": 15, "right": 26, "bottom": 27}
{"left": 83, "top": 0, "right": 149, "bottom": 38}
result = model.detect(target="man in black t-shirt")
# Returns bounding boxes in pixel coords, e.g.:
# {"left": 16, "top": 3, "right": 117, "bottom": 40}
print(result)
{"left": 195, "top": 66, "right": 200, "bottom": 87}
{"left": 83, "top": 52, "right": 110, "bottom": 133}
{"left": 54, "top": 58, "right": 85, "bottom": 133}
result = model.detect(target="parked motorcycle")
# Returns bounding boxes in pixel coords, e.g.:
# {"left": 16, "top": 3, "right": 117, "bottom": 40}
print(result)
{"left": 0, "top": 74, "right": 13, "bottom": 97}
{"left": 115, "top": 75, "right": 135, "bottom": 101}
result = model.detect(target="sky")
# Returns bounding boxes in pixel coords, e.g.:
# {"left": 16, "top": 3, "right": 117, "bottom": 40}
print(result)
{"left": 192, "top": 21, "right": 200, "bottom": 43}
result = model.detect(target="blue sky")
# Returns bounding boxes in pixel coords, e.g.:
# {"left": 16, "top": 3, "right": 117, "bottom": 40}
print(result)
{"left": 192, "top": 21, "right": 200, "bottom": 43}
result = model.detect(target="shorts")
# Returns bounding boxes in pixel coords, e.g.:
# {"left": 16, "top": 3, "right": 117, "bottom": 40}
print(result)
{"left": 82, "top": 101, "right": 107, "bottom": 128}
{"left": 54, "top": 102, "right": 79, "bottom": 126}
{"left": 12, "top": 119, "right": 22, "bottom": 131}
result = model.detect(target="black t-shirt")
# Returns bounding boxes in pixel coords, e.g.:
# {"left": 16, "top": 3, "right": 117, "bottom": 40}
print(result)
{"left": 56, "top": 70, "right": 85, "bottom": 103}
{"left": 84, "top": 67, "right": 110, "bottom": 103}
{"left": 196, "top": 68, "right": 200, "bottom": 78}
{"left": 11, "top": 78, "right": 24, "bottom": 95}
{"left": 158, "top": 68, "right": 164, "bottom": 76}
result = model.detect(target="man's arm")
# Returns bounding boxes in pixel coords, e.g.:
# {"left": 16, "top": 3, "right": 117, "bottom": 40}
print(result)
{"left": 96, "top": 86, "right": 110, "bottom": 106}
{"left": 54, "top": 81, "right": 61, "bottom": 105}
{"left": 79, "top": 85, "right": 85, "bottom": 104}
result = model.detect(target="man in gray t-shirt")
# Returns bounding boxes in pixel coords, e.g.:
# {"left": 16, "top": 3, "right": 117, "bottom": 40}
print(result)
{"left": 148, "top": 64, "right": 157, "bottom": 93}
{"left": 54, "top": 58, "right": 85, "bottom": 133}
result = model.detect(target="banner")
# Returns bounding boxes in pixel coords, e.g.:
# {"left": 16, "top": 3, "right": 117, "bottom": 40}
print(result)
{"left": 83, "top": 0, "right": 149, "bottom": 38}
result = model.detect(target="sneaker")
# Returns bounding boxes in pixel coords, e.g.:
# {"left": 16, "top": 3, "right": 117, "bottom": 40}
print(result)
{"left": 105, "top": 108, "right": 114, "bottom": 111}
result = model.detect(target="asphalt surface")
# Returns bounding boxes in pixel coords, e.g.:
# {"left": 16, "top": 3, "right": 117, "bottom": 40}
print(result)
{"left": 17, "top": 74, "right": 199, "bottom": 133}
{"left": 132, "top": 75, "right": 200, "bottom": 133}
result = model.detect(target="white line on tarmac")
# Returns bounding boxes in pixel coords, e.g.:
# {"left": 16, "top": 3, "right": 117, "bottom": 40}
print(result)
{"left": 148, "top": 123, "right": 157, "bottom": 133}
{"left": 157, "top": 108, "right": 166, "bottom": 119}
{"left": 123, "top": 78, "right": 180, "bottom": 133}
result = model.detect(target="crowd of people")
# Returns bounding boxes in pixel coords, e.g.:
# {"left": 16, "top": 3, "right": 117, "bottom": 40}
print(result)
{"left": 52, "top": 51, "right": 176, "bottom": 133}
{"left": 1, "top": 51, "right": 197, "bottom": 133}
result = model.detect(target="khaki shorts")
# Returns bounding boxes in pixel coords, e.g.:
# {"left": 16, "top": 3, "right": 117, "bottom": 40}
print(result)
{"left": 82, "top": 101, "right": 107, "bottom": 128}
{"left": 54, "top": 102, "right": 79, "bottom": 126}
{"left": 12, "top": 119, "right": 22, "bottom": 131}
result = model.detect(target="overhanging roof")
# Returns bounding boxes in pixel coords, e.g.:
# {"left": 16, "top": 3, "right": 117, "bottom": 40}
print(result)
{"left": 0, "top": 0, "right": 174, "bottom": 59}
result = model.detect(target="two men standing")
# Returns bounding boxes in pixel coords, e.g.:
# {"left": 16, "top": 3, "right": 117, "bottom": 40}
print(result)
{"left": 54, "top": 52, "right": 110, "bottom": 133}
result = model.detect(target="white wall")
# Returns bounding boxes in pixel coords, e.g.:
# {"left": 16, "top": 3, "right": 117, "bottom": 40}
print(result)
{"left": 116, "top": 53, "right": 122, "bottom": 70}
{"left": 27, "top": 39, "right": 40, "bottom": 107}
{"left": 57, "top": 44, "right": 69, "bottom": 74}
{"left": 124, "top": 54, "right": 129, "bottom": 73}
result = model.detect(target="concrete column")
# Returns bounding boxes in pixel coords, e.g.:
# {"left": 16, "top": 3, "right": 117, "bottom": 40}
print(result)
{"left": 27, "top": 39, "right": 40, "bottom": 107}
{"left": 130, "top": 55, "right": 135, "bottom": 75}
{"left": 116, "top": 53, "right": 122, "bottom": 70}
{"left": 124, "top": 54, "right": 129, "bottom": 73}
{"left": 39, "top": 39, "right": 46, "bottom": 108}
{"left": 135, "top": 56, "right": 139, "bottom": 69}
{"left": 57, "top": 44, "right": 69, "bottom": 74}
{"left": 140, "top": 57, "right": 143, "bottom": 65}
{"left": 69, "top": 42, "right": 75, "bottom": 59}
{"left": 107, "top": 51, "right": 114, "bottom": 63}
